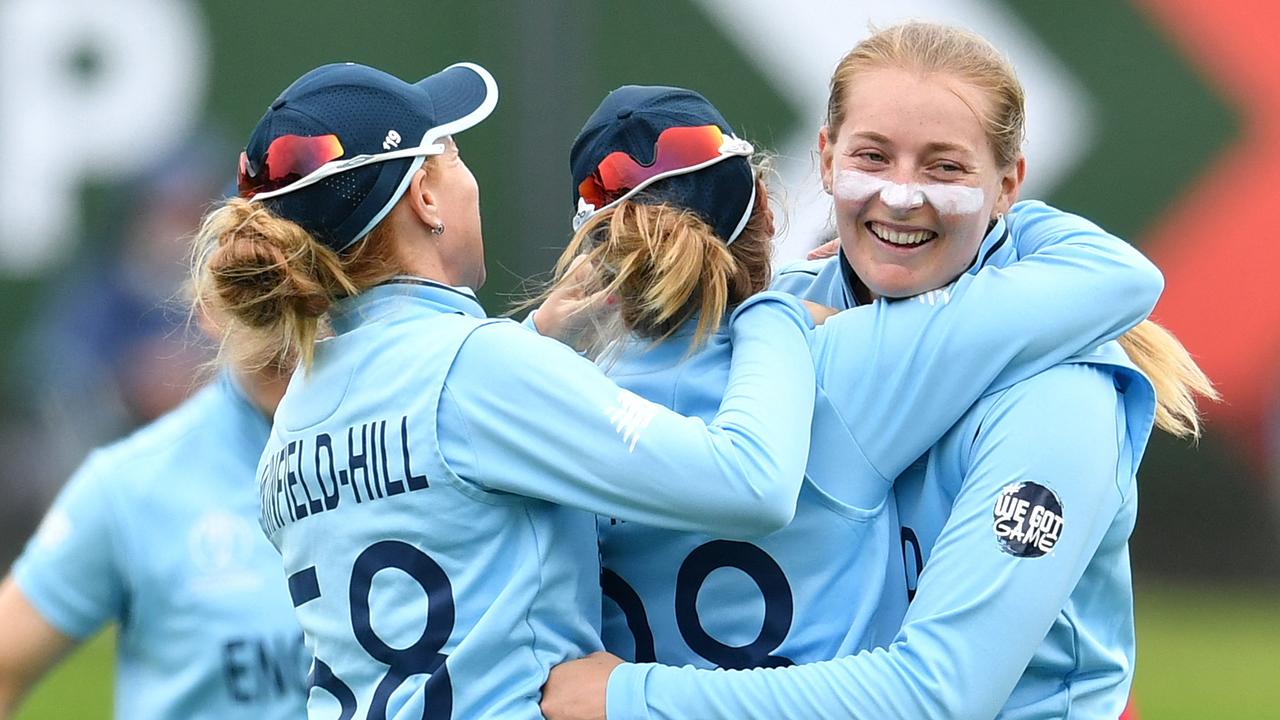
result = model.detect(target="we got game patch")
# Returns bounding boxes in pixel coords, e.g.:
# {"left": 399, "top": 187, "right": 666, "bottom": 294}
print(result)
{"left": 992, "top": 481, "right": 1064, "bottom": 558}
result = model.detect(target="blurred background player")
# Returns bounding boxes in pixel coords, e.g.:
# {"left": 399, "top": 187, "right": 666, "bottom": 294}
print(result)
{"left": 25, "top": 140, "right": 228, "bottom": 443}
{"left": 1, "top": 140, "right": 229, "bottom": 561}
{"left": 541, "top": 22, "right": 1215, "bottom": 720}
{"left": 0, "top": 325, "right": 307, "bottom": 718}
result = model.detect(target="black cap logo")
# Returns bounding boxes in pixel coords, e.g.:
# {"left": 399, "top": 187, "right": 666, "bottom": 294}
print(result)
{"left": 993, "top": 482, "right": 1064, "bottom": 558}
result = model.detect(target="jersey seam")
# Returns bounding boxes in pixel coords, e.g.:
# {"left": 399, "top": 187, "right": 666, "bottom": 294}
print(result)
{"left": 803, "top": 327, "right": 885, "bottom": 484}
{"left": 665, "top": 342, "right": 698, "bottom": 417}
{"left": 80, "top": 448, "right": 131, "bottom": 632}
{"left": 805, "top": 388, "right": 893, "bottom": 520}
{"left": 440, "top": 383, "right": 482, "bottom": 483}
{"left": 433, "top": 320, "right": 533, "bottom": 507}
{"left": 1109, "top": 378, "right": 1130, "bottom": 502}
{"left": 1046, "top": 361, "right": 1131, "bottom": 502}
{"left": 277, "top": 359, "right": 357, "bottom": 432}
{"left": 1060, "top": 609, "right": 1083, "bottom": 719}
{"left": 520, "top": 506, "right": 552, "bottom": 686}
{"left": 95, "top": 455, "right": 134, "bottom": 637}
{"left": 963, "top": 385, "right": 1017, "bottom": 467}
{"left": 841, "top": 432, "right": 890, "bottom": 485}
{"left": 801, "top": 472, "right": 889, "bottom": 521}
{"left": 818, "top": 340, "right": 891, "bottom": 484}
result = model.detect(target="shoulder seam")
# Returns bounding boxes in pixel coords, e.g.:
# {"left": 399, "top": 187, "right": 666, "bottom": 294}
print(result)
{"left": 968, "top": 385, "right": 1018, "bottom": 463}
{"left": 438, "top": 318, "right": 537, "bottom": 506}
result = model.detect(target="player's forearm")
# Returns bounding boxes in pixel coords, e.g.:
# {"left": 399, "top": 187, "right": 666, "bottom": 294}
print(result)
{"left": 993, "top": 200, "right": 1163, "bottom": 373}
{"left": 607, "top": 644, "right": 996, "bottom": 720}
{"left": 0, "top": 655, "right": 40, "bottom": 716}
{"left": 0, "top": 654, "right": 61, "bottom": 720}
{"left": 0, "top": 677, "right": 27, "bottom": 720}
{"left": 0, "top": 577, "right": 76, "bottom": 719}
{"left": 455, "top": 302, "right": 814, "bottom": 538}
{"left": 0, "top": 684, "right": 17, "bottom": 720}
{"left": 836, "top": 203, "right": 1159, "bottom": 480}
{"left": 934, "top": 200, "right": 1162, "bottom": 395}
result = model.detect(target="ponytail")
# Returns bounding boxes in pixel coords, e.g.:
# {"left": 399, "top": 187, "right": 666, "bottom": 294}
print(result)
{"left": 536, "top": 177, "right": 773, "bottom": 358}
{"left": 1117, "top": 320, "right": 1219, "bottom": 440}
{"left": 189, "top": 198, "right": 397, "bottom": 373}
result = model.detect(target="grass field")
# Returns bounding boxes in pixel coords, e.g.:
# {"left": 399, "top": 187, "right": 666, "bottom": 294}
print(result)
{"left": 1129, "top": 583, "right": 1279, "bottom": 719}
{"left": 14, "top": 582, "right": 1278, "bottom": 719}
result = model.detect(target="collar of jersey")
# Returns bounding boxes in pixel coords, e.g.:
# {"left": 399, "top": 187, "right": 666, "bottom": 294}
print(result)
{"left": 968, "top": 214, "right": 1011, "bottom": 274}
{"left": 662, "top": 309, "right": 733, "bottom": 339}
{"left": 329, "top": 276, "right": 486, "bottom": 334}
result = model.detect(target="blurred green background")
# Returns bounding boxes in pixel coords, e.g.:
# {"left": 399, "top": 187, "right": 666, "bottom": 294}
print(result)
{"left": 2, "top": 0, "right": 1277, "bottom": 716}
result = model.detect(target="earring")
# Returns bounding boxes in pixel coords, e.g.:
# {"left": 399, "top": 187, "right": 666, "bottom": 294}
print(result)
{"left": 431, "top": 222, "right": 445, "bottom": 235}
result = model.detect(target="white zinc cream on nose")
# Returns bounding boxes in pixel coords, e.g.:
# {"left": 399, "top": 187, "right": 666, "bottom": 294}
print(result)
{"left": 834, "top": 169, "right": 984, "bottom": 216}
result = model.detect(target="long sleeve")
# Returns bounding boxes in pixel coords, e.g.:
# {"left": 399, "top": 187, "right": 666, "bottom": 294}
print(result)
{"left": 607, "top": 363, "right": 1131, "bottom": 719}
{"left": 440, "top": 292, "right": 817, "bottom": 539}
{"left": 812, "top": 200, "right": 1161, "bottom": 482}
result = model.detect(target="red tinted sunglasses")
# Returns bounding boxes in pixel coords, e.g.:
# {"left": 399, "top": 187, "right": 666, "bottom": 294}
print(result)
{"left": 237, "top": 134, "right": 346, "bottom": 199}
{"left": 575, "top": 124, "right": 753, "bottom": 224}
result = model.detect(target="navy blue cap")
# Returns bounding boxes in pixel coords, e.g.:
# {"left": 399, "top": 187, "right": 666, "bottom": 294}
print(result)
{"left": 569, "top": 85, "right": 754, "bottom": 244}
{"left": 243, "top": 61, "right": 497, "bottom": 251}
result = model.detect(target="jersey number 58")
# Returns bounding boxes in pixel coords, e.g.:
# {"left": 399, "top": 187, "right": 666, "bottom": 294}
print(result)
{"left": 604, "top": 539, "right": 795, "bottom": 669}
{"left": 290, "top": 541, "right": 454, "bottom": 719}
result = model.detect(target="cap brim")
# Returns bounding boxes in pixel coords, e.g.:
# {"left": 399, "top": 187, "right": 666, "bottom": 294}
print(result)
{"left": 415, "top": 62, "right": 498, "bottom": 145}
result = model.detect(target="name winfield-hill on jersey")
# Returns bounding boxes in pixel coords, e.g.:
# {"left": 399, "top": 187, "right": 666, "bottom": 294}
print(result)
{"left": 258, "top": 416, "right": 430, "bottom": 535}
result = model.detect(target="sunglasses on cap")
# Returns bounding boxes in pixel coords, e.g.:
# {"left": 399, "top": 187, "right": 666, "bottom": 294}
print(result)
{"left": 237, "top": 133, "right": 448, "bottom": 201}
{"left": 573, "top": 124, "right": 754, "bottom": 231}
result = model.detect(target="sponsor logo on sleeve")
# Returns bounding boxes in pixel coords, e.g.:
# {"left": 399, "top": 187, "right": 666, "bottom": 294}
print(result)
{"left": 33, "top": 508, "right": 72, "bottom": 551}
{"left": 605, "top": 390, "right": 658, "bottom": 453}
{"left": 993, "top": 481, "right": 1064, "bottom": 558}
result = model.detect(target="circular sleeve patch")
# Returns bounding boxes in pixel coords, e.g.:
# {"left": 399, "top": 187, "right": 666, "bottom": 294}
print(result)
{"left": 992, "top": 481, "right": 1064, "bottom": 558}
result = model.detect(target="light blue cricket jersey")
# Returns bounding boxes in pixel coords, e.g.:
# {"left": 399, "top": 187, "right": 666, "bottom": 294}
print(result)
{"left": 599, "top": 326, "right": 907, "bottom": 670}
{"left": 605, "top": 200, "right": 1160, "bottom": 720}
{"left": 258, "top": 279, "right": 818, "bottom": 720}
{"left": 13, "top": 373, "right": 307, "bottom": 720}
{"left": 597, "top": 201, "right": 1161, "bottom": 683}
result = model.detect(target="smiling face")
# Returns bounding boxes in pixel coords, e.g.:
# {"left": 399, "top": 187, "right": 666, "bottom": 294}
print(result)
{"left": 820, "top": 67, "right": 1024, "bottom": 299}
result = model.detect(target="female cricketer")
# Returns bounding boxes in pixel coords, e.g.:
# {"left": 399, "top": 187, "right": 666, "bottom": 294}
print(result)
{"left": 540, "top": 22, "right": 1214, "bottom": 720}
{"left": 192, "top": 56, "right": 1165, "bottom": 719}
{"left": 529, "top": 82, "right": 1164, "bottom": 680}
{"left": 0, "top": 363, "right": 308, "bottom": 719}
{"left": 190, "top": 60, "right": 824, "bottom": 720}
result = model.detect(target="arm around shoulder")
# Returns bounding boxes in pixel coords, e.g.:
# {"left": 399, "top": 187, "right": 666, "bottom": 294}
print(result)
{"left": 809, "top": 203, "right": 1160, "bottom": 482}
{"left": 443, "top": 300, "right": 815, "bottom": 538}
{"left": 1005, "top": 199, "right": 1164, "bottom": 317}
{"left": 602, "top": 364, "right": 1132, "bottom": 719}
